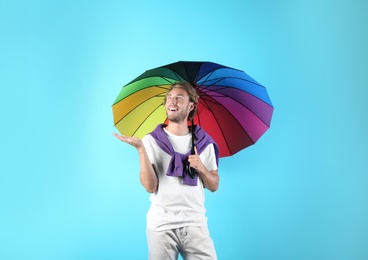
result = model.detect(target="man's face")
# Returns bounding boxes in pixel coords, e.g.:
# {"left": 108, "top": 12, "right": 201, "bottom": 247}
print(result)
{"left": 165, "top": 87, "right": 193, "bottom": 123}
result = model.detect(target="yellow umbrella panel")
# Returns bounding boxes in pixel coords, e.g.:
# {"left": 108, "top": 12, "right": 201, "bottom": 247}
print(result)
{"left": 112, "top": 83, "right": 172, "bottom": 138}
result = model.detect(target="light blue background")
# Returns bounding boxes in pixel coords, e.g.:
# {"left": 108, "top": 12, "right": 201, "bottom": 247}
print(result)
{"left": 1, "top": 0, "right": 367, "bottom": 259}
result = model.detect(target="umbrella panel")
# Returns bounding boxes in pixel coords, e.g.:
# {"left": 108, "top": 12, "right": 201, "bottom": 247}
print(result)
{"left": 115, "top": 99, "right": 166, "bottom": 138}
{"left": 198, "top": 77, "right": 272, "bottom": 106}
{"left": 112, "top": 86, "right": 166, "bottom": 124}
{"left": 210, "top": 86, "right": 273, "bottom": 125}
{"left": 113, "top": 85, "right": 170, "bottom": 138}
{"left": 195, "top": 93, "right": 254, "bottom": 157}
{"left": 200, "top": 88, "right": 271, "bottom": 141}
{"left": 113, "top": 77, "right": 175, "bottom": 105}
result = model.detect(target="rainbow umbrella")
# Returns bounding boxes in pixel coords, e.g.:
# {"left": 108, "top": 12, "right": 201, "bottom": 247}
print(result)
{"left": 112, "top": 61, "right": 273, "bottom": 157}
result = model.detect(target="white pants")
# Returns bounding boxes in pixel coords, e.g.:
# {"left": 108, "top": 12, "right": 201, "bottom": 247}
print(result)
{"left": 146, "top": 226, "right": 217, "bottom": 260}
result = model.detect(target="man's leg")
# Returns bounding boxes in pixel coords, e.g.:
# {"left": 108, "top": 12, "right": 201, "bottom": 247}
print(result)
{"left": 146, "top": 227, "right": 180, "bottom": 260}
{"left": 180, "top": 226, "right": 217, "bottom": 260}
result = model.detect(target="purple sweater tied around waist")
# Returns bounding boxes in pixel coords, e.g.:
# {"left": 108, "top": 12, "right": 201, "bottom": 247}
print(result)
{"left": 149, "top": 124, "right": 219, "bottom": 186}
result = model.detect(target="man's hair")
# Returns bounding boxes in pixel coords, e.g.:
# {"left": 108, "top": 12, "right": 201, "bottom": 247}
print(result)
{"left": 164, "top": 82, "right": 199, "bottom": 120}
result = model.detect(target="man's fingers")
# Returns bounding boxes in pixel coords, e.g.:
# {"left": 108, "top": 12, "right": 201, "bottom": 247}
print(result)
{"left": 112, "top": 132, "right": 126, "bottom": 142}
{"left": 112, "top": 132, "right": 121, "bottom": 139}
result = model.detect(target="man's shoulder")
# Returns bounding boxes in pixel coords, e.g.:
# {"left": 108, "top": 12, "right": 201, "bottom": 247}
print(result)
{"left": 142, "top": 134, "right": 155, "bottom": 144}
{"left": 143, "top": 134, "right": 165, "bottom": 150}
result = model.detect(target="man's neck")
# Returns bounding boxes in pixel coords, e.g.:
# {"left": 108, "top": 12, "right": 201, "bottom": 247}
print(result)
{"left": 165, "top": 121, "right": 189, "bottom": 136}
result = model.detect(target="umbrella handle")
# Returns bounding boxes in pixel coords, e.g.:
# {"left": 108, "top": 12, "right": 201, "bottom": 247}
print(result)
{"left": 190, "top": 118, "right": 195, "bottom": 153}
{"left": 187, "top": 118, "right": 197, "bottom": 179}
{"left": 186, "top": 161, "right": 196, "bottom": 179}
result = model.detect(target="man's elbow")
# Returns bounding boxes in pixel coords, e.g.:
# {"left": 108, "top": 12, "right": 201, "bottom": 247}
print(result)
{"left": 207, "top": 180, "right": 219, "bottom": 192}
{"left": 144, "top": 184, "right": 157, "bottom": 193}
{"left": 141, "top": 179, "right": 157, "bottom": 193}
{"left": 207, "top": 171, "right": 219, "bottom": 192}
{"left": 208, "top": 185, "right": 219, "bottom": 192}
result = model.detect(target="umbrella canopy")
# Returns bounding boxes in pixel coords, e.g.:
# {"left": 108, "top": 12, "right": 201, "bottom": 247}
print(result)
{"left": 112, "top": 61, "right": 273, "bottom": 157}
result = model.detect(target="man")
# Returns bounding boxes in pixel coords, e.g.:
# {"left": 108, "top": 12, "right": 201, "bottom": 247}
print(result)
{"left": 113, "top": 82, "right": 219, "bottom": 260}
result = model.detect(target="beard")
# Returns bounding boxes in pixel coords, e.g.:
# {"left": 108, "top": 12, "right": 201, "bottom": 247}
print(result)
{"left": 166, "top": 105, "right": 189, "bottom": 123}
